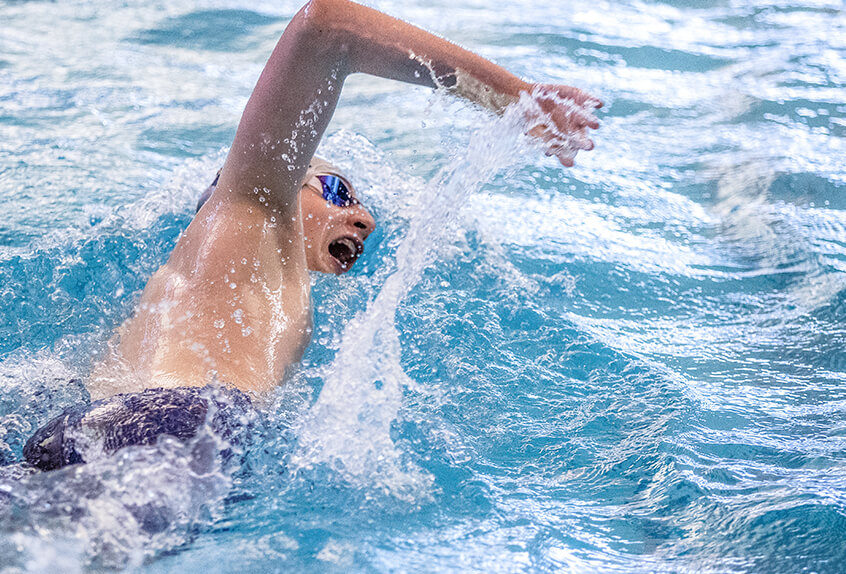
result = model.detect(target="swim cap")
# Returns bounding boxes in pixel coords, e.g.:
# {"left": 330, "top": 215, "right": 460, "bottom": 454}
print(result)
{"left": 305, "top": 156, "right": 350, "bottom": 183}
{"left": 195, "top": 156, "right": 348, "bottom": 213}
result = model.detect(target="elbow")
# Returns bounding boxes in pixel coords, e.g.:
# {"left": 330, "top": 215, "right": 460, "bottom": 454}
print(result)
{"left": 295, "top": 0, "right": 351, "bottom": 54}
{"left": 299, "top": 0, "right": 343, "bottom": 32}
{"left": 295, "top": 0, "right": 353, "bottom": 70}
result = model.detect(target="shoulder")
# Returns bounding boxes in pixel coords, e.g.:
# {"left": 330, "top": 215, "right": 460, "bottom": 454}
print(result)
{"left": 167, "top": 196, "right": 307, "bottom": 285}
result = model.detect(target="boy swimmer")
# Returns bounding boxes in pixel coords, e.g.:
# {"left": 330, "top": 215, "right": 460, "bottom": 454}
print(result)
{"left": 23, "top": 0, "right": 601, "bottom": 470}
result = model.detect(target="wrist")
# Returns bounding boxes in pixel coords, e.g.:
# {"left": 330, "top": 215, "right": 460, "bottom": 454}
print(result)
{"left": 453, "top": 72, "right": 527, "bottom": 114}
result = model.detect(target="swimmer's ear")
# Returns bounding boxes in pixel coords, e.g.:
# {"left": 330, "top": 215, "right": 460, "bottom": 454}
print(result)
{"left": 196, "top": 169, "right": 222, "bottom": 213}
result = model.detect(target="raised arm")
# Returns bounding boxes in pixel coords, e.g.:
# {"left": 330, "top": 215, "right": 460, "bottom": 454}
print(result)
{"left": 90, "top": 0, "right": 602, "bottom": 398}
{"left": 216, "top": 0, "right": 601, "bottom": 217}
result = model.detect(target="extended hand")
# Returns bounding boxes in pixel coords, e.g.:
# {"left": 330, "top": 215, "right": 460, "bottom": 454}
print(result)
{"left": 524, "top": 84, "right": 603, "bottom": 167}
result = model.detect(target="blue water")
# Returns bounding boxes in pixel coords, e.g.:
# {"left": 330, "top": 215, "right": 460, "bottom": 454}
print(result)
{"left": 1, "top": 0, "right": 845, "bottom": 571}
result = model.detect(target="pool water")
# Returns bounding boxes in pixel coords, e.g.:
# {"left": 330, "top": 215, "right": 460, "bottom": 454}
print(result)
{"left": 1, "top": 0, "right": 845, "bottom": 571}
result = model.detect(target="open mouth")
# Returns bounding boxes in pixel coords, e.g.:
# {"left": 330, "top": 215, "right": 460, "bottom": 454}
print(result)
{"left": 327, "top": 236, "right": 363, "bottom": 271}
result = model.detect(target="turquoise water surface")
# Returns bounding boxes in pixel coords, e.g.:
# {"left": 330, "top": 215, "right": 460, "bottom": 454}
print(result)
{"left": 1, "top": 0, "right": 845, "bottom": 571}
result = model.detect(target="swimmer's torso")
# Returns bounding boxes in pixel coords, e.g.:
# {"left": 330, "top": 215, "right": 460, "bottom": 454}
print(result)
{"left": 89, "top": 198, "right": 313, "bottom": 399}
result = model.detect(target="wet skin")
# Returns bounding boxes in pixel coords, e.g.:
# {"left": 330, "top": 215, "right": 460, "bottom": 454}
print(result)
{"left": 87, "top": 0, "right": 601, "bottom": 399}
{"left": 300, "top": 178, "right": 375, "bottom": 275}
{"left": 89, "top": 180, "right": 375, "bottom": 399}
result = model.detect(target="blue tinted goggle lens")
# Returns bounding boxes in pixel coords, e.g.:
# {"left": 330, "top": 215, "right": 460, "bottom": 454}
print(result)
{"left": 317, "top": 175, "right": 356, "bottom": 207}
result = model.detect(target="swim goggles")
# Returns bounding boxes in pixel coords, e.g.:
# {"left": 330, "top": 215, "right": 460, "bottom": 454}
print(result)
{"left": 310, "top": 174, "right": 358, "bottom": 207}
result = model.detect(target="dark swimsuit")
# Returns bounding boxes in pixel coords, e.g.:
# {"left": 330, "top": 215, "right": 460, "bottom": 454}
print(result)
{"left": 23, "top": 385, "right": 253, "bottom": 471}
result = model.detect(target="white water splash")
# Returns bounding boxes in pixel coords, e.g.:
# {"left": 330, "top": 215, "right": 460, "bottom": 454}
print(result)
{"left": 291, "top": 95, "right": 554, "bottom": 499}
{"left": 0, "top": 422, "right": 235, "bottom": 570}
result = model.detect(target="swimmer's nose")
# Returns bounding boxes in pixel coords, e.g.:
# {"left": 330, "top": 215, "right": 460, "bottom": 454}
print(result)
{"left": 351, "top": 208, "right": 376, "bottom": 239}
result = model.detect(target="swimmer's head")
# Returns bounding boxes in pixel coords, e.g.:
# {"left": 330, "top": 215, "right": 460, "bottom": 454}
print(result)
{"left": 299, "top": 157, "right": 376, "bottom": 274}
{"left": 196, "top": 157, "right": 375, "bottom": 275}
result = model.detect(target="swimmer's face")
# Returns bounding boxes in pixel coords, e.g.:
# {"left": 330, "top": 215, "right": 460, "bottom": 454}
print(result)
{"left": 300, "top": 174, "right": 375, "bottom": 274}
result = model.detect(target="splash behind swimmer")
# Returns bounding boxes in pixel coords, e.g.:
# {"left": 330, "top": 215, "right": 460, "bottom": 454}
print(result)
{"left": 24, "top": 0, "right": 602, "bottom": 469}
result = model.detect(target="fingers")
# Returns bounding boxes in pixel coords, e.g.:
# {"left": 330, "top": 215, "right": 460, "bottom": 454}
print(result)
{"left": 551, "top": 85, "right": 604, "bottom": 110}
{"left": 526, "top": 83, "right": 604, "bottom": 168}
{"left": 575, "top": 101, "right": 600, "bottom": 130}
{"left": 547, "top": 102, "right": 599, "bottom": 134}
{"left": 544, "top": 141, "right": 577, "bottom": 167}
{"left": 535, "top": 124, "right": 593, "bottom": 161}
{"left": 576, "top": 130, "right": 595, "bottom": 151}
{"left": 527, "top": 122, "right": 549, "bottom": 140}
{"left": 557, "top": 154, "right": 575, "bottom": 168}
{"left": 564, "top": 128, "right": 594, "bottom": 152}
{"left": 534, "top": 88, "right": 600, "bottom": 133}
{"left": 581, "top": 92, "right": 603, "bottom": 110}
